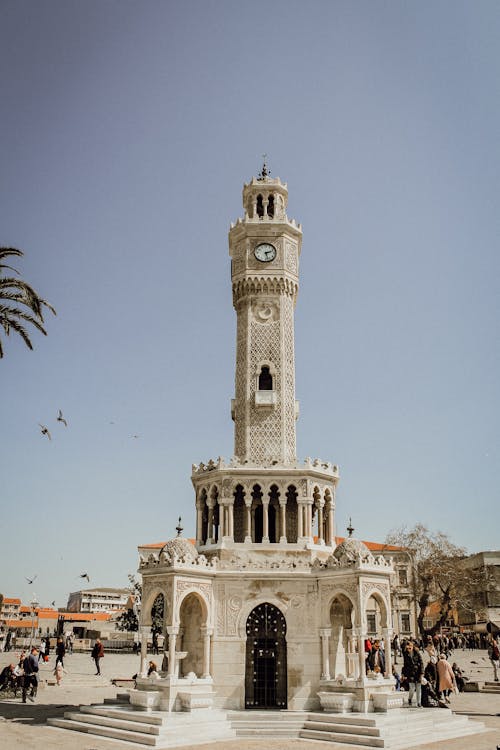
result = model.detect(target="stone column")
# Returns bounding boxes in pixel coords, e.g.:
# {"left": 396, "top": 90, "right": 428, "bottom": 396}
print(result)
{"left": 279, "top": 499, "right": 287, "bottom": 543}
{"left": 262, "top": 499, "right": 270, "bottom": 543}
{"left": 327, "top": 498, "right": 335, "bottom": 546}
{"left": 228, "top": 502, "right": 234, "bottom": 539}
{"left": 196, "top": 502, "right": 204, "bottom": 545}
{"left": 358, "top": 631, "right": 367, "bottom": 680}
{"left": 166, "top": 626, "right": 179, "bottom": 677}
{"left": 320, "top": 628, "right": 331, "bottom": 680}
{"left": 207, "top": 501, "right": 215, "bottom": 544}
{"left": 306, "top": 501, "right": 313, "bottom": 541}
{"left": 297, "top": 501, "right": 304, "bottom": 538}
{"left": 244, "top": 499, "right": 252, "bottom": 543}
{"left": 382, "top": 627, "right": 392, "bottom": 678}
{"left": 139, "top": 625, "right": 149, "bottom": 677}
{"left": 201, "top": 626, "right": 214, "bottom": 678}
{"left": 317, "top": 501, "right": 324, "bottom": 545}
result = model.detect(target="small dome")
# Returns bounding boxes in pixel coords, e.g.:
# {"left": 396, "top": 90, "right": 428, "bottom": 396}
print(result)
{"left": 333, "top": 537, "right": 370, "bottom": 563}
{"left": 161, "top": 537, "right": 198, "bottom": 561}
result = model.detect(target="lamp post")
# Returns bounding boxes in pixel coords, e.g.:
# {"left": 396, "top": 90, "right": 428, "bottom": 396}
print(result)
{"left": 29, "top": 594, "right": 39, "bottom": 649}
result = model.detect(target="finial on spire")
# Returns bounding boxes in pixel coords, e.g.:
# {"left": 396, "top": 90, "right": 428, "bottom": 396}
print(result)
{"left": 258, "top": 153, "right": 270, "bottom": 180}
{"left": 347, "top": 518, "right": 354, "bottom": 537}
{"left": 176, "top": 517, "right": 183, "bottom": 537}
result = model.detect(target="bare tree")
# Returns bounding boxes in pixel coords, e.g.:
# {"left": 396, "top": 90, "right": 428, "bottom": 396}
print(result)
{"left": 386, "top": 523, "right": 483, "bottom": 636}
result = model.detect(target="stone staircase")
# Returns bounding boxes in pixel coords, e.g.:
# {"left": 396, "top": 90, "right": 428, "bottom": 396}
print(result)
{"left": 481, "top": 680, "right": 500, "bottom": 694}
{"left": 227, "top": 709, "right": 306, "bottom": 738}
{"left": 300, "top": 709, "right": 487, "bottom": 749}
{"left": 47, "top": 701, "right": 487, "bottom": 749}
{"left": 47, "top": 702, "right": 236, "bottom": 747}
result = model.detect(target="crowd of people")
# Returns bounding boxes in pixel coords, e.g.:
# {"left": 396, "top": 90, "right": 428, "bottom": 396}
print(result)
{"left": 365, "top": 631, "right": 500, "bottom": 709}
{"left": 0, "top": 632, "right": 106, "bottom": 701}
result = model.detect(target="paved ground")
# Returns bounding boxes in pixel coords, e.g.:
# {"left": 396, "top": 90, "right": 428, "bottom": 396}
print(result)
{"left": 0, "top": 647, "right": 498, "bottom": 749}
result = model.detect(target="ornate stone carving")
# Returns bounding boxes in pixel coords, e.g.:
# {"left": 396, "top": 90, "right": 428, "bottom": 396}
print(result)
{"left": 251, "top": 300, "right": 279, "bottom": 324}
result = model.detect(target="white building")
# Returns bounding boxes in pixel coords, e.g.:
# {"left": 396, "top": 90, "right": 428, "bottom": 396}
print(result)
{"left": 66, "top": 587, "right": 130, "bottom": 614}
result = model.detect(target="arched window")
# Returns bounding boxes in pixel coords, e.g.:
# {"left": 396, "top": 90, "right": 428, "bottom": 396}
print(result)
{"left": 258, "top": 366, "right": 273, "bottom": 391}
{"left": 267, "top": 194, "right": 275, "bottom": 218}
{"left": 256, "top": 194, "right": 264, "bottom": 218}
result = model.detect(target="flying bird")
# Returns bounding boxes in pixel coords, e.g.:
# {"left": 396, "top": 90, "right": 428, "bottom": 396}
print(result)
{"left": 131, "top": 434, "right": 140, "bottom": 439}
{"left": 25, "top": 575, "right": 37, "bottom": 584}
{"left": 57, "top": 410, "right": 67, "bottom": 427}
{"left": 79, "top": 572, "right": 90, "bottom": 582}
{"left": 51, "top": 601, "right": 56, "bottom": 607}
{"left": 39, "top": 424, "right": 51, "bottom": 440}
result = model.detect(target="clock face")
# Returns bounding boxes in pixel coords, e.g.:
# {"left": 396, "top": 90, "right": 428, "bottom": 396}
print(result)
{"left": 254, "top": 243, "right": 276, "bottom": 262}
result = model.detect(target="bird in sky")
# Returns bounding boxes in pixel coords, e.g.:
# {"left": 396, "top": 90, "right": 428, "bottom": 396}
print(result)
{"left": 25, "top": 575, "right": 37, "bottom": 584}
{"left": 38, "top": 424, "right": 51, "bottom": 440}
{"left": 79, "top": 572, "right": 90, "bottom": 582}
{"left": 57, "top": 409, "right": 67, "bottom": 427}
{"left": 51, "top": 601, "right": 56, "bottom": 607}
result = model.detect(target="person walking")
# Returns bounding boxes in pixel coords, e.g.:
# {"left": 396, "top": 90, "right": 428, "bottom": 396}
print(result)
{"left": 402, "top": 641, "right": 424, "bottom": 707}
{"left": 91, "top": 638, "right": 104, "bottom": 676}
{"left": 21, "top": 647, "right": 39, "bottom": 703}
{"left": 487, "top": 637, "right": 499, "bottom": 682}
{"left": 53, "top": 661, "right": 66, "bottom": 686}
{"left": 37, "top": 639, "right": 46, "bottom": 662}
{"left": 436, "top": 652, "right": 455, "bottom": 704}
{"left": 55, "top": 636, "right": 65, "bottom": 668}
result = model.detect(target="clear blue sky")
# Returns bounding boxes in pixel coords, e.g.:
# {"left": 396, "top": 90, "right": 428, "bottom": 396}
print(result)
{"left": 1, "top": 0, "right": 499, "bottom": 608}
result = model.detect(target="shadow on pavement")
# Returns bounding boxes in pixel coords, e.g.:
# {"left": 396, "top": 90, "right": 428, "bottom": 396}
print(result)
{"left": 0, "top": 699, "right": 81, "bottom": 725}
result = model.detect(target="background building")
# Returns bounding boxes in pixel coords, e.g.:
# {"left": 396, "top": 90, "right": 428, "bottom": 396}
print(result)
{"left": 66, "top": 587, "right": 130, "bottom": 614}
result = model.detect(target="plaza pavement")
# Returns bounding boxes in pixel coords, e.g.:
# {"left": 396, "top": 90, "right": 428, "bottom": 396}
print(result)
{"left": 0, "top": 647, "right": 498, "bottom": 750}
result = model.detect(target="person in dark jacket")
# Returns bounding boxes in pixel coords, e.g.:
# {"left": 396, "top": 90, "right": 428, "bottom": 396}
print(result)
{"left": 91, "top": 638, "right": 104, "bottom": 676}
{"left": 22, "top": 647, "right": 39, "bottom": 703}
{"left": 55, "top": 637, "right": 65, "bottom": 668}
{"left": 367, "top": 639, "right": 386, "bottom": 674}
{"left": 402, "top": 641, "right": 424, "bottom": 707}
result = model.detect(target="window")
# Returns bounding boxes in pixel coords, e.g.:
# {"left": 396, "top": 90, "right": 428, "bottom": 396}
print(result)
{"left": 367, "top": 612, "right": 376, "bottom": 633}
{"left": 258, "top": 366, "right": 273, "bottom": 390}
{"left": 256, "top": 194, "right": 264, "bottom": 218}
{"left": 401, "top": 613, "right": 411, "bottom": 633}
{"left": 398, "top": 568, "right": 408, "bottom": 586}
{"left": 267, "top": 194, "right": 274, "bottom": 218}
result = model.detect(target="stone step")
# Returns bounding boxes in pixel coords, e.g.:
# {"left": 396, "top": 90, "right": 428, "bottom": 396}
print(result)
{"left": 81, "top": 705, "right": 166, "bottom": 725}
{"left": 64, "top": 711, "right": 161, "bottom": 736}
{"left": 300, "top": 728, "right": 384, "bottom": 748}
{"left": 304, "top": 719, "right": 381, "bottom": 738}
{"left": 48, "top": 717, "right": 159, "bottom": 746}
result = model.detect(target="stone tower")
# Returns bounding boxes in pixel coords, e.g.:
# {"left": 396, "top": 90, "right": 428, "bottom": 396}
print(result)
{"left": 229, "top": 163, "right": 301, "bottom": 466}
{"left": 192, "top": 165, "right": 339, "bottom": 551}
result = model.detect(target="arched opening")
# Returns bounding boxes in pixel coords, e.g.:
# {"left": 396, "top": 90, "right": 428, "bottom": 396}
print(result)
{"left": 151, "top": 593, "right": 165, "bottom": 657}
{"left": 200, "top": 489, "right": 208, "bottom": 544}
{"left": 233, "top": 484, "right": 246, "bottom": 543}
{"left": 245, "top": 602, "right": 287, "bottom": 709}
{"left": 267, "top": 194, "right": 274, "bottom": 218}
{"left": 258, "top": 366, "right": 273, "bottom": 390}
{"left": 329, "top": 594, "right": 355, "bottom": 679}
{"left": 256, "top": 194, "right": 264, "bottom": 218}
{"left": 268, "top": 485, "right": 280, "bottom": 543}
{"left": 285, "top": 485, "right": 298, "bottom": 543}
{"left": 252, "top": 484, "right": 263, "bottom": 542}
{"left": 179, "top": 593, "right": 204, "bottom": 677}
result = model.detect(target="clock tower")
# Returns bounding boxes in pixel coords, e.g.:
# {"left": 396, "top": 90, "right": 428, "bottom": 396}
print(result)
{"left": 192, "top": 164, "right": 338, "bottom": 550}
{"left": 229, "top": 162, "right": 301, "bottom": 466}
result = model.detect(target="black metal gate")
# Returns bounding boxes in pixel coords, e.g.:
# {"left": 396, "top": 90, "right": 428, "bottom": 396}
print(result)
{"left": 245, "top": 602, "right": 287, "bottom": 709}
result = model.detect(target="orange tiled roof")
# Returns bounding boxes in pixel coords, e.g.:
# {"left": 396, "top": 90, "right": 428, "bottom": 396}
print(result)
{"left": 60, "top": 612, "right": 112, "bottom": 621}
{"left": 3, "top": 598, "right": 21, "bottom": 605}
{"left": 5, "top": 620, "right": 34, "bottom": 629}
{"left": 19, "top": 606, "right": 32, "bottom": 613}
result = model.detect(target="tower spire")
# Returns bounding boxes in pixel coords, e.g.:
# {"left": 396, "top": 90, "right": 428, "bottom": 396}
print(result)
{"left": 258, "top": 154, "right": 270, "bottom": 180}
